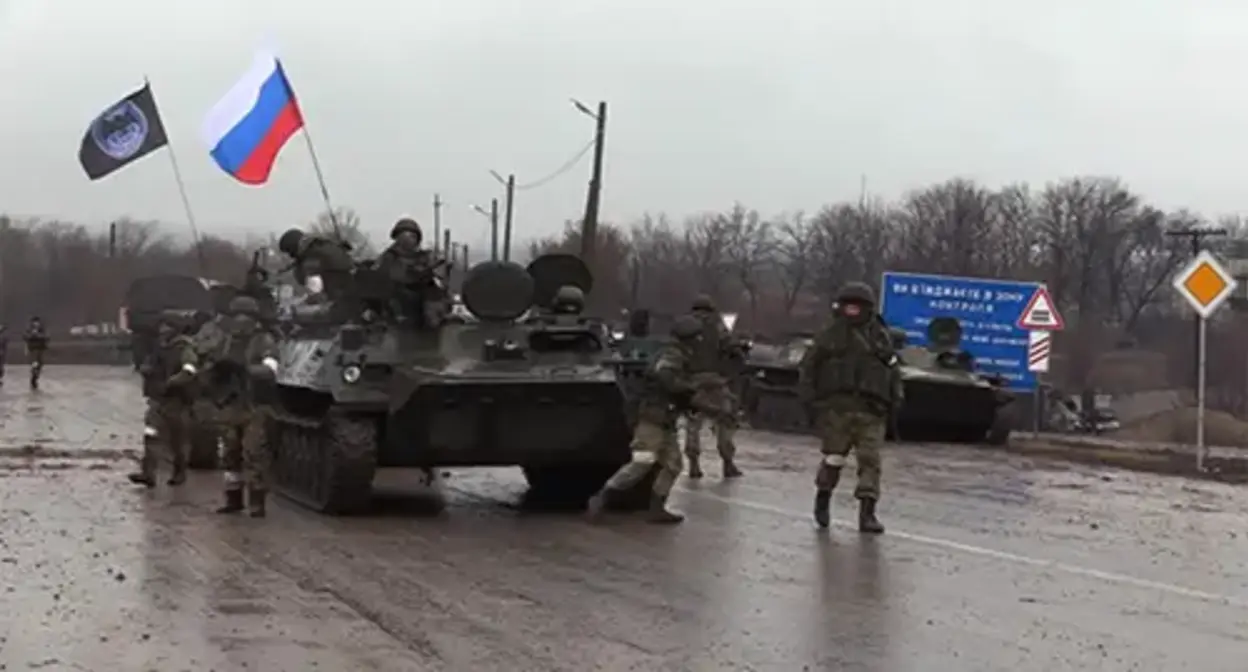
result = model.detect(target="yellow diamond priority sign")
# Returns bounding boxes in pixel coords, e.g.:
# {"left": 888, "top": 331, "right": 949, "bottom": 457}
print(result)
{"left": 1173, "top": 250, "right": 1237, "bottom": 319}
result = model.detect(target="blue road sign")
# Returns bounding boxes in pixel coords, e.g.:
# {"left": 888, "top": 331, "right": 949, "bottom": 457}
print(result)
{"left": 879, "top": 271, "right": 1043, "bottom": 391}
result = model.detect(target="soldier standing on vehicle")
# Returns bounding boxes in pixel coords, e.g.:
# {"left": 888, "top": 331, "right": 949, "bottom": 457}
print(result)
{"left": 586, "top": 315, "right": 707, "bottom": 524}
{"left": 129, "top": 313, "right": 194, "bottom": 487}
{"left": 171, "top": 296, "right": 278, "bottom": 517}
{"left": 376, "top": 218, "right": 448, "bottom": 326}
{"left": 684, "top": 294, "right": 744, "bottom": 479}
{"left": 276, "top": 228, "right": 356, "bottom": 299}
{"left": 798, "top": 281, "right": 901, "bottom": 534}
{"left": 23, "top": 317, "right": 48, "bottom": 389}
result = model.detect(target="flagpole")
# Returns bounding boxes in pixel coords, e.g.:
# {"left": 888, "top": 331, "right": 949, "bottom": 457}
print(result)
{"left": 276, "top": 58, "right": 341, "bottom": 240}
{"left": 143, "top": 75, "right": 207, "bottom": 276}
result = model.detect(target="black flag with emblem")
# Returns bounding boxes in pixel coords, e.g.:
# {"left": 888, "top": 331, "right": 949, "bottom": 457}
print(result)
{"left": 78, "top": 83, "right": 169, "bottom": 180}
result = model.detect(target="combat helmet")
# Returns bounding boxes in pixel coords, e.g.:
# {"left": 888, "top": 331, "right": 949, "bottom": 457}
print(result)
{"left": 390, "top": 217, "right": 422, "bottom": 241}
{"left": 228, "top": 295, "right": 261, "bottom": 317}
{"left": 836, "top": 281, "right": 876, "bottom": 305}
{"left": 552, "top": 285, "right": 585, "bottom": 313}
{"left": 670, "top": 315, "right": 703, "bottom": 340}
{"left": 278, "top": 228, "right": 305, "bottom": 257}
{"left": 691, "top": 294, "right": 715, "bottom": 311}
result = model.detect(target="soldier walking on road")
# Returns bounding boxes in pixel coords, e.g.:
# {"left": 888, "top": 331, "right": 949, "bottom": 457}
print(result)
{"left": 129, "top": 313, "right": 194, "bottom": 487}
{"left": 172, "top": 296, "right": 279, "bottom": 517}
{"left": 684, "top": 294, "right": 744, "bottom": 480}
{"left": 586, "top": 315, "right": 707, "bottom": 524}
{"left": 23, "top": 317, "right": 48, "bottom": 390}
{"left": 798, "top": 282, "right": 902, "bottom": 534}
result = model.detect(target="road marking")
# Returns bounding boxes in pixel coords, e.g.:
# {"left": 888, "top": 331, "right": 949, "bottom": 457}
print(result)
{"left": 679, "top": 487, "right": 1248, "bottom": 608}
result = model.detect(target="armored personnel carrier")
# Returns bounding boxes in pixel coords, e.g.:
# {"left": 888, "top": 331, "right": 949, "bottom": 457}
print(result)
{"left": 740, "top": 332, "right": 815, "bottom": 433}
{"left": 267, "top": 252, "right": 636, "bottom": 514}
{"left": 893, "top": 317, "right": 1013, "bottom": 444}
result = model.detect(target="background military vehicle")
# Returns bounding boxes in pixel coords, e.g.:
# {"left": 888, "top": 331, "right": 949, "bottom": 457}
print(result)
{"left": 123, "top": 275, "right": 235, "bottom": 369}
{"left": 740, "top": 331, "right": 815, "bottom": 433}
{"left": 266, "top": 252, "right": 638, "bottom": 514}
{"left": 892, "top": 317, "right": 1013, "bottom": 444}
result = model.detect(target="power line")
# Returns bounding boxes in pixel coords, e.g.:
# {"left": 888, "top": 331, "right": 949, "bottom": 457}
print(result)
{"left": 514, "top": 137, "right": 596, "bottom": 192}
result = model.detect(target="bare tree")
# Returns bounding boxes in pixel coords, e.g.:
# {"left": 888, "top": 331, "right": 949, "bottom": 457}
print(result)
{"left": 308, "top": 207, "right": 375, "bottom": 260}
{"left": 719, "top": 204, "right": 772, "bottom": 326}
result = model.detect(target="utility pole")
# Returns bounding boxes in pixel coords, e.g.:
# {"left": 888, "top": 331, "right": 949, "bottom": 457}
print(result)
{"left": 432, "top": 193, "right": 443, "bottom": 257}
{"left": 575, "top": 100, "right": 607, "bottom": 268}
{"left": 1167, "top": 226, "right": 1228, "bottom": 388}
{"left": 503, "top": 174, "right": 515, "bottom": 262}
{"left": 490, "top": 198, "right": 500, "bottom": 261}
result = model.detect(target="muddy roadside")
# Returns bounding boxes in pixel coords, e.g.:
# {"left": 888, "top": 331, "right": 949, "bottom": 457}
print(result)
{"left": 1002, "top": 432, "right": 1248, "bottom": 484}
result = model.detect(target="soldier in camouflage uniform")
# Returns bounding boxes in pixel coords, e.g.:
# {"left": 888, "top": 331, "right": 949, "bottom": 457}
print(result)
{"left": 684, "top": 295, "right": 744, "bottom": 479}
{"left": 586, "top": 315, "right": 707, "bottom": 524}
{"left": 377, "top": 218, "right": 447, "bottom": 326}
{"left": 23, "top": 317, "right": 48, "bottom": 389}
{"left": 798, "top": 282, "right": 901, "bottom": 534}
{"left": 172, "top": 296, "right": 279, "bottom": 517}
{"left": 277, "top": 228, "right": 356, "bottom": 299}
{"left": 128, "top": 312, "right": 194, "bottom": 487}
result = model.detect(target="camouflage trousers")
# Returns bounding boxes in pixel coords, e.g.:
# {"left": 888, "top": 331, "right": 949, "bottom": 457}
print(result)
{"left": 141, "top": 398, "right": 191, "bottom": 474}
{"left": 605, "top": 418, "right": 683, "bottom": 497}
{"left": 814, "top": 408, "right": 885, "bottom": 500}
{"left": 213, "top": 404, "right": 271, "bottom": 492}
{"left": 684, "top": 374, "right": 738, "bottom": 462}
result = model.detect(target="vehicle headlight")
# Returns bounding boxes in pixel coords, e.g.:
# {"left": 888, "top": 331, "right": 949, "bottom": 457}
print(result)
{"left": 342, "top": 365, "right": 362, "bottom": 383}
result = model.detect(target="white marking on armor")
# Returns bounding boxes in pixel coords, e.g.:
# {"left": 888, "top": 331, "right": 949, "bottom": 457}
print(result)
{"left": 305, "top": 275, "right": 324, "bottom": 294}
{"left": 143, "top": 426, "right": 158, "bottom": 437}
{"left": 821, "top": 455, "right": 847, "bottom": 467}
{"left": 681, "top": 488, "right": 1248, "bottom": 608}
{"left": 262, "top": 356, "right": 278, "bottom": 372}
{"left": 223, "top": 471, "right": 242, "bottom": 485}
{"left": 181, "top": 363, "right": 197, "bottom": 374}
{"left": 631, "top": 451, "right": 657, "bottom": 464}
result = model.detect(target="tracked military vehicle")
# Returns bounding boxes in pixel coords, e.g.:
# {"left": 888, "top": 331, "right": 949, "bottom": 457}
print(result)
{"left": 893, "top": 317, "right": 1013, "bottom": 444}
{"left": 740, "top": 332, "right": 815, "bottom": 433}
{"left": 267, "top": 252, "right": 635, "bottom": 514}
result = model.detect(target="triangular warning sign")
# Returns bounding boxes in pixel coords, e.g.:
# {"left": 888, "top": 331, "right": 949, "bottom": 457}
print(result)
{"left": 1017, "top": 286, "right": 1064, "bottom": 330}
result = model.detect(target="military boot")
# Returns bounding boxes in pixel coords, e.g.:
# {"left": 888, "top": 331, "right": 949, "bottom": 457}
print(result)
{"left": 216, "top": 489, "right": 244, "bottom": 514}
{"left": 722, "top": 460, "right": 743, "bottom": 478}
{"left": 687, "top": 456, "right": 704, "bottom": 479}
{"left": 167, "top": 456, "right": 187, "bottom": 486}
{"left": 584, "top": 490, "right": 608, "bottom": 520}
{"left": 127, "top": 441, "right": 158, "bottom": 487}
{"left": 813, "top": 490, "right": 832, "bottom": 529}
{"left": 813, "top": 465, "right": 841, "bottom": 529}
{"left": 858, "top": 497, "right": 884, "bottom": 534}
{"left": 166, "top": 467, "right": 187, "bottom": 486}
{"left": 646, "top": 494, "right": 684, "bottom": 524}
{"left": 248, "top": 488, "right": 267, "bottom": 518}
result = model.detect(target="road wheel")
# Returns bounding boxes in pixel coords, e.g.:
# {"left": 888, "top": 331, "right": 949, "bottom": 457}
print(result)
{"left": 273, "top": 412, "right": 377, "bottom": 515}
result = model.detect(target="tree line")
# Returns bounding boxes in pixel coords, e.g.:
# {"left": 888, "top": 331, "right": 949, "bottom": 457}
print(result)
{"left": 10, "top": 175, "right": 1248, "bottom": 411}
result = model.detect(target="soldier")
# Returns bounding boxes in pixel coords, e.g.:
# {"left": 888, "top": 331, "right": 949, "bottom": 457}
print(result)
{"left": 798, "top": 281, "right": 901, "bottom": 534}
{"left": 276, "top": 228, "right": 355, "bottom": 299}
{"left": 376, "top": 218, "right": 446, "bottom": 325}
{"left": 128, "top": 313, "right": 194, "bottom": 487}
{"left": 684, "top": 294, "right": 743, "bottom": 479}
{"left": 23, "top": 317, "right": 48, "bottom": 389}
{"left": 586, "top": 315, "right": 707, "bottom": 524}
{"left": 172, "top": 296, "right": 278, "bottom": 517}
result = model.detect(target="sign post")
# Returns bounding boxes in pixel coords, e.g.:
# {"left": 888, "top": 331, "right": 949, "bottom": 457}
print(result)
{"left": 1171, "top": 250, "right": 1237, "bottom": 472}
{"left": 1018, "top": 286, "right": 1064, "bottom": 437}
{"left": 879, "top": 272, "right": 1045, "bottom": 393}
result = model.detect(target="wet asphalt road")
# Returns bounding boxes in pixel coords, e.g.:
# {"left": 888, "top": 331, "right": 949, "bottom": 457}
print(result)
{"left": 1, "top": 367, "right": 1247, "bottom": 671}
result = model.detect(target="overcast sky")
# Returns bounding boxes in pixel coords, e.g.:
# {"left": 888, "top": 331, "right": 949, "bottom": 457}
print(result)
{"left": 2, "top": 0, "right": 1247, "bottom": 251}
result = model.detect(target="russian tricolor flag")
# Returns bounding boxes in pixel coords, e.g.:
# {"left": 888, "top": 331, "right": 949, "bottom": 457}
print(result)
{"left": 202, "top": 52, "right": 305, "bottom": 185}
